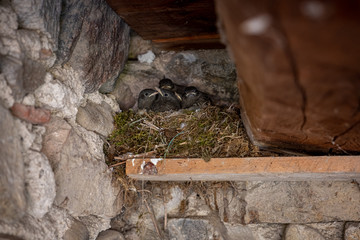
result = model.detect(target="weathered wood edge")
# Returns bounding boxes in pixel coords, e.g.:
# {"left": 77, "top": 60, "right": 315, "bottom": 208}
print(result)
{"left": 125, "top": 156, "right": 360, "bottom": 181}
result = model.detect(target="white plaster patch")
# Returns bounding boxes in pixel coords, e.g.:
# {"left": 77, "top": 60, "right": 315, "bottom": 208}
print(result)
{"left": 138, "top": 50, "right": 155, "bottom": 63}
{"left": 140, "top": 161, "right": 146, "bottom": 174}
{"left": 241, "top": 14, "right": 271, "bottom": 35}
{"left": 34, "top": 73, "right": 82, "bottom": 119}
{"left": 150, "top": 158, "right": 163, "bottom": 166}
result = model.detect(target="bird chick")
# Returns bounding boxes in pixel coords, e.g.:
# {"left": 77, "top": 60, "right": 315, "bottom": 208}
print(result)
{"left": 138, "top": 89, "right": 158, "bottom": 110}
{"left": 150, "top": 87, "right": 182, "bottom": 112}
{"left": 182, "top": 86, "right": 211, "bottom": 109}
{"left": 159, "top": 77, "right": 186, "bottom": 95}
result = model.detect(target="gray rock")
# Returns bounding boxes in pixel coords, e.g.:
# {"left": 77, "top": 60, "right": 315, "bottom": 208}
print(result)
{"left": 213, "top": 182, "right": 247, "bottom": 224}
{"left": 24, "top": 151, "right": 56, "bottom": 218}
{"left": 224, "top": 223, "right": 256, "bottom": 240}
{"left": 167, "top": 218, "right": 220, "bottom": 240}
{"left": 0, "top": 73, "right": 15, "bottom": 108}
{"left": 42, "top": 117, "right": 122, "bottom": 218}
{"left": 247, "top": 224, "right": 285, "bottom": 240}
{"left": 111, "top": 62, "right": 163, "bottom": 110}
{"left": 0, "top": 206, "right": 73, "bottom": 240}
{"left": 56, "top": 0, "right": 130, "bottom": 93}
{"left": 164, "top": 50, "right": 238, "bottom": 106}
{"left": 76, "top": 101, "right": 114, "bottom": 137}
{"left": 1, "top": 0, "right": 59, "bottom": 100}
{"left": 96, "top": 230, "right": 125, "bottom": 240}
{"left": 285, "top": 224, "right": 325, "bottom": 240}
{"left": 345, "top": 222, "right": 360, "bottom": 240}
{"left": 79, "top": 215, "right": 112, "bottom": 240}
{"left": 244, "top": 181, "right": 360, "bottom": 223}
{"left": 64, "top": 219, "right": 89, "bottom": 240}
{"left": 306, "top": 222, "right": 344, "bottom": 240}
{"left": 0, "top": 2, "right": 18, "bottom": 37}
{"left": 0, "top": 105, "right": 26, "bottom": 223}
{"left": 11, "top": 0, "right": 61, "bottom": 43}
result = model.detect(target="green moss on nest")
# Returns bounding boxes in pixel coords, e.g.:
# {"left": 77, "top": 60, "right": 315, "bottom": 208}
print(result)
{"left": 106, "top": 106, "right": 265, "bottom": 164}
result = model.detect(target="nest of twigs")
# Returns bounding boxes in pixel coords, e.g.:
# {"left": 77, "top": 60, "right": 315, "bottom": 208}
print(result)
{"left": 105, "top": 106, "right": 269, "bottom": 165}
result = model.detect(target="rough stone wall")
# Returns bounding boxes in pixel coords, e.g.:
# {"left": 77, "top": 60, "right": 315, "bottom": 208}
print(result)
{"left": 112, "top": 181, "right": 360, "bottom": 240}
{"left": 0, "top": 0, "right": 129, "bottom": 239}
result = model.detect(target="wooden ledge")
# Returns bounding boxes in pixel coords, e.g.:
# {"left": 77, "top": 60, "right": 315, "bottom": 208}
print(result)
{"left": 126, "top": 156, "right": 360, "bottom": 181}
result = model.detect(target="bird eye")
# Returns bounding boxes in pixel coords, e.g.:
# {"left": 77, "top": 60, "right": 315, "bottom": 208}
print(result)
{"left": 164, "top": 93, "right": 169, "bottom": 97}
{"left": 144, "top": 93, "right": 149, "bottom": 96}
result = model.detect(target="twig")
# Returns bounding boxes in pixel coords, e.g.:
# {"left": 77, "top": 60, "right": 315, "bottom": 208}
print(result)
{"left": 142, "top": 120, "right": 162, "bottom": 131}
{"left": 110, "top": 161, "right": 126, "bottom": 167}
{"left": 163, "top": 190, "right": 167, "bottom": 231}
{"left": 114, "top": 150, "right": 157, "bottom": 161}
{"left": 144, "top": 199, "right": 163, "bottom": 239}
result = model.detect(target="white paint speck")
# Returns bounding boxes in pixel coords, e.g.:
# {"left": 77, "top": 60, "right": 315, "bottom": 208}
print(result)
{"left": 140, "top": 161, "right": 146, "bottom": 171}
{"left": 301, "top": 1, "right": 326, "bottom": 20}
{"left": 241, "top": 14, "right": 271, "bottom": 35}
{"left": 150, "top": 158, "right": 163, "bottom": 165}
{"left": 138, "top": 50, "right": 155, "bottom": 63}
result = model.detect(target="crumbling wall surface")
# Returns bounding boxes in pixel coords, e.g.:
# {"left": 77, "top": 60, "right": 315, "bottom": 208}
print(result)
{"left": 0, "top": 0, "right": 129, "bottom": 239}
{"left": 113, "top": 181, "right": 360, "bottom": 240}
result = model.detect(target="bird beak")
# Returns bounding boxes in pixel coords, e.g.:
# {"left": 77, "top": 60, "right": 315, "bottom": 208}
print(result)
{"left": 154, "top": 87, "right": 164, "bottom": 96}
{"left": 149, "top": 91, "right": 159, "bottom": 97}
{"left": 175, "top": 92, "right": 182, "bottom": 101}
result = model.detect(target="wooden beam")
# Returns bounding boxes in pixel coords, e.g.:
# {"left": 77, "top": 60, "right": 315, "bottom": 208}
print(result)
{"left": 126, "top": 156, "right": 360, "bottom": 181}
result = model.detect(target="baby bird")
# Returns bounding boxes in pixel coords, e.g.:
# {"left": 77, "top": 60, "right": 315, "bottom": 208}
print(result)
{"left": 138, "top": 89, "right": 158, "bottom": 110}
{"left": 182, "top": 86, "right": 211, "bottom": 109}
{"left": 159, "top": 77, "right": 186, "bottom": 95}
{"left": 150, "top": 88, "right": 182, "bottom": 112}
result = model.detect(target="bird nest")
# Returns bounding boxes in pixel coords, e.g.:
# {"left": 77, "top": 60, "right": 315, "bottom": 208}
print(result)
{"left": 104, "top": 106, "right": 272, "bottom": 171}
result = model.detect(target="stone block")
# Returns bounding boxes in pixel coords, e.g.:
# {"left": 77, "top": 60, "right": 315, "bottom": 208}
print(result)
{"left": 306, "top": 222, "right": 343, "bottom": 240}
{"left": 96, "top": 230, "right": 125, "bottom": 240}
{"left": 167, "top": 218, "right": 220, "bottom": 240}
{"left": 285, "top": 225, "right": 325, "bottom": 240}
{"left": 0, "top": 105, "right": 26, "bottom": 223}
{"left": 76, "top": 101, "right": 114, "bottom": 137}
{"left": 56, "top": 0, "right": 130, "bottom": 93}
{"left": 11, "top": 103, "right": 51, "bottom": 124}
{"left": 24, "top": 151, "right": 56, "bottom": 218}
{"left": 244, "top": 181, "right": 360, "bottom": 223}
{"left": 11, "top": 0, "right": 61, "bottom": 43}
{"left": 345, "top": 222, "right": 360, "bottom": 240}
{"left": 42, "top": 117, "right": 122, "bottom": 218}
{"left": 247, "top": 224, "right": 285, "bottom": 240}
{"left": 64, "top": 219, "right": 89, "bottom": 240}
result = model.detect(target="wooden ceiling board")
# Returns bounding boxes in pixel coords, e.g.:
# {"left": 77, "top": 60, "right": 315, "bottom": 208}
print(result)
{"left": 105, "top": 0, "right": 223, "bottom": 49}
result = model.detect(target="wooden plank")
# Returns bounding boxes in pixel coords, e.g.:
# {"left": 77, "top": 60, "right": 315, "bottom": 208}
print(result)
{"left": 215, "top": 0, "right": 360, "bottom": 153}
{"left": 126, "top": 156, "right": 360, "bottom": 181}
{"left": 106, "top": 0, "right": 218, "bottom": 40}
